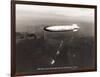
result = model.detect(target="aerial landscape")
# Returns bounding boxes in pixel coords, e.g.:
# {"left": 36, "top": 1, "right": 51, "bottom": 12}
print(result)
{"left": 16, "top": 4, "right": 95, "bottom": 73}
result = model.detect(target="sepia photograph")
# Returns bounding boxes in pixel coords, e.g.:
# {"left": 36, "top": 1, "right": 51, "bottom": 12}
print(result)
{"left": 11, "top": 0, "right": 97, "bottom": 76}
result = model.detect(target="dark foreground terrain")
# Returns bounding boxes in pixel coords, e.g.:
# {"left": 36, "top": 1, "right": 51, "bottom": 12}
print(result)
{"left": 16, "top": 31, "right": 95, "bottom": 73}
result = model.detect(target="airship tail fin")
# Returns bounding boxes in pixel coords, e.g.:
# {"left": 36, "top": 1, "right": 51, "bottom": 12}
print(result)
{"left": 72, "top": 24, "right": 78, "bottom": 28}
{"left": 73, "top": 29, "right": 78, "bottom": 32}
{"left": 72, "top": 24, "right": 79, "bottom": 32}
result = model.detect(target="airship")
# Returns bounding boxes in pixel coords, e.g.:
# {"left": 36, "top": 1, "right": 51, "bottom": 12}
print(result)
{"left": 44, "top": 24, "right": 80, "bottom": 32}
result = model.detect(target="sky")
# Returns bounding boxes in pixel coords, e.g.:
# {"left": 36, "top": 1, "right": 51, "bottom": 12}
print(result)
{"left": 16, "top": 4, "right": 95, "bottom": 37}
